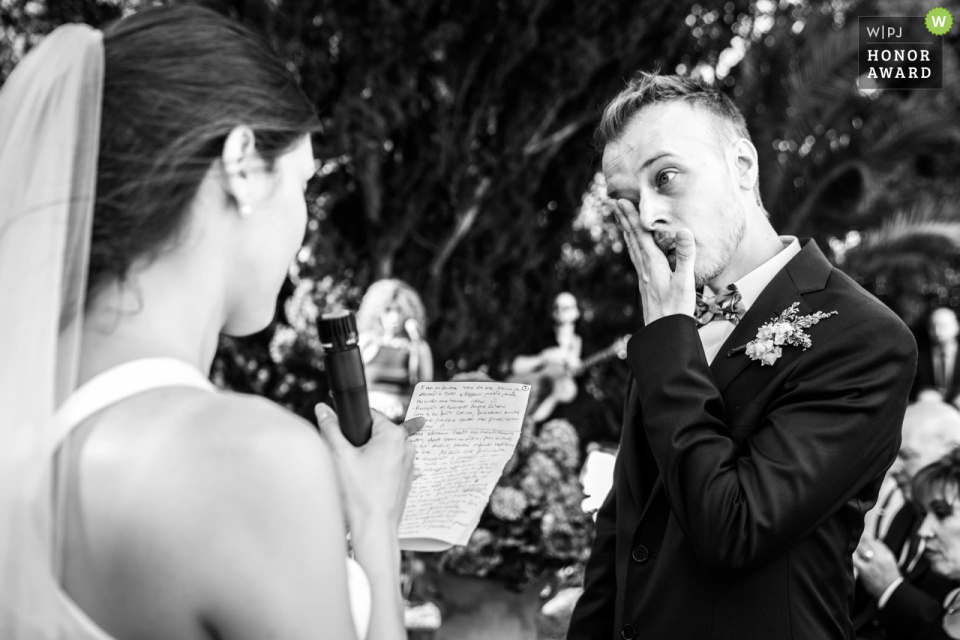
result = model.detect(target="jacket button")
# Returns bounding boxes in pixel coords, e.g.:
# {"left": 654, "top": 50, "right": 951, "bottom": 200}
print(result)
{"left": 631, "top": 545, "right": 649, "bottom": 563}
{"left": 622, "top": 623, "right": 637, "bottom": 639}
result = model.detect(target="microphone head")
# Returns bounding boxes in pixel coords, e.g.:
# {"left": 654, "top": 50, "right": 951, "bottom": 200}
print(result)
{"left": 318, "top": 310, "right": 359, "bottom": 349}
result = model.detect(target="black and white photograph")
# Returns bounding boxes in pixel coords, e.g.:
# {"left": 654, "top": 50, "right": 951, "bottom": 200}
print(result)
{"left": 2, "top": 0, "right": 960, "bottom": 638}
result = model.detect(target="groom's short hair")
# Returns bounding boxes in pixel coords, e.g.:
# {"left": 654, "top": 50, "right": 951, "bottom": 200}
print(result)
{"left": 596, "top": 72, "right": 750, "bottom": 153}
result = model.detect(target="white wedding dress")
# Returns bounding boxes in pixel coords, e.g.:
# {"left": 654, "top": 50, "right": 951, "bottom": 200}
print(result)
{"left": 52, "top": 358, "right": 372, "bottom": 640}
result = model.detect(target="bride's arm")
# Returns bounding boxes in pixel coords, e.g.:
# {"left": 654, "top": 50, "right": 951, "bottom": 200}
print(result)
{"left": 315, "top": 405, "right": 421, "bottom": 640}
{"left": 176, "top": 396, "right": 408, "bottom": 640}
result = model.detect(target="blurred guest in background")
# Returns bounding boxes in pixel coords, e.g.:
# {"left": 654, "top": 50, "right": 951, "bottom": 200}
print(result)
{"left": 509, "top": 291, "right": 621, "bottom": 462}
{"left": 914, "top": 307, "right": 960, "bottom": 406}
{"left": 906, "top": 448, "right": 960, "bottom": 639}
{"left": 358, "top": 279, "right": 434, "bottom": 422}
{"left": 853, "top": 400, "right": 960, "bottom": 640}
{"left": 510, "top": 291, "right": 584, "bottom": 423}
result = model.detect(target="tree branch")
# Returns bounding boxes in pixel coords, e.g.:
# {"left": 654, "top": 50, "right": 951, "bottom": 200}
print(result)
{"left": 429, "top": 176, "right": 492, "bottom": 278}
{"left": 523, "top": 113, "right": 595, "bottom": 156}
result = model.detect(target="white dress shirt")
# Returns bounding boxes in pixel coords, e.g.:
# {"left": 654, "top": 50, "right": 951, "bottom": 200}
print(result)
{"left": 934, "top": 340, "right": 958, "bottom": 392}
{"left": 699, "top": 237, "right": 802, "bottom": 364}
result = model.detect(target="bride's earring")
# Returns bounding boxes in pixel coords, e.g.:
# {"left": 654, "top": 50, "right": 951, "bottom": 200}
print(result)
{"left": 239, "top": 203, "right": 253, "bottom": 217}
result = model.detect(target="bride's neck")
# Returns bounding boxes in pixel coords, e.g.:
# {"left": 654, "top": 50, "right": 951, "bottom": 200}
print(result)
{"left": 79, "top": 264, "right": 226, "bottom": 385}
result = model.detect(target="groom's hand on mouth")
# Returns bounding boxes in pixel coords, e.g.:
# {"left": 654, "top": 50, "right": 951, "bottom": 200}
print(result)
{"left": 614, "top": 198, "right": 697, "bottom": 325}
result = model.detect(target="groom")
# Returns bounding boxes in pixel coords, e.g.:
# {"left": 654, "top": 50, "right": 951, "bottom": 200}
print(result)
{"left": 567, "top": 73, "right": 917, "bottom": 640}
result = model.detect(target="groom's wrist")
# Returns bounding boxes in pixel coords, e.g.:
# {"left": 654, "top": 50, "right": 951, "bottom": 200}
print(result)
{"left": 630, "top": 315, "right": 708, "bottom": 405}
{"left": 644, "top": 312, "right": 697, "bottom": 325}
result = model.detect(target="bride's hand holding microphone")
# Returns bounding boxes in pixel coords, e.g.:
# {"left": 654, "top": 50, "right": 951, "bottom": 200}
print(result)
{"left": 315, "top": 403, "right": 424, "bottom": 640}
{"left": 315, "top": 405, "right": 424, "bottom": 534}
{"left": 315, "top": 308, "right": 424, "bottom": 571}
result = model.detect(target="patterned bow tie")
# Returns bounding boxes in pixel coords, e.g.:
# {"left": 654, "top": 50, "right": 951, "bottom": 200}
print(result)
{"left": 694, "top": 284, "right": 745, "bottom": 326}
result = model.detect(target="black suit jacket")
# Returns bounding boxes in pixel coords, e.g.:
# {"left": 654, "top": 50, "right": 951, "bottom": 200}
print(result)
{"left": 917, "top": 620, "right": 959, "bottom": 640}
{"left": 916, "top": 592, "right": 960, "bottom": 640}
{"left": 853, "top": 503, "right": 958, "bottom": 640}
{"left": 567, "top": 240, "right": 917, "bottom": 640}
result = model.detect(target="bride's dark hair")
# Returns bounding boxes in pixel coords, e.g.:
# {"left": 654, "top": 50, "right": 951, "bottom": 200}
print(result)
{"left": 90, "top": 4, "right": 320, "bottom": 296}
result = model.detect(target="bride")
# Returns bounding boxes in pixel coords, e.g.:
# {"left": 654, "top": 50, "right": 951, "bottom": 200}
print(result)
{"left": 0, "top": 5, "right": 419, "bottom": 639}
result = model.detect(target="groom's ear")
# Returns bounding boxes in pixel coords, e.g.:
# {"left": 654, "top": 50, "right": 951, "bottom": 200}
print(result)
{"left": 731, "top": 137, "right": 760, "bottom": 195}
{"left": 220, "top": 125, "right": 258, "bottom": 217}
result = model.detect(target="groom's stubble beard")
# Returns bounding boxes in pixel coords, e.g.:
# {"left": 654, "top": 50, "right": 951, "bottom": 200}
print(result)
{"left": 692, "top": 189, "right": 747, "bottom": 288}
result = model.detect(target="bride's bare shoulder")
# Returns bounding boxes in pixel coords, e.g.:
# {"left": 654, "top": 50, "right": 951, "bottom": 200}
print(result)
{"left": 181, "top": 389, "right": 322, "bottom": 452}
{"left": 95, "top": 385, "right": 324, "bottom": 460}
{"left": 89, "top": 387, "right": 338, "bottom": 531}
{"left": 170, "top": 390, "right": 337, "bottom": 514}
{"left": 77, "top": 389, "right": 349, "bottom": 628}
{"left": 159, "top": 388, "right": 330, "bottom": 485}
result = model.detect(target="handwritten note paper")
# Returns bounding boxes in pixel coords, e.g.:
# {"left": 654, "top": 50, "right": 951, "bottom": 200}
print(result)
{"left": 399, "top": 381, "right": 530, "bottom": 552}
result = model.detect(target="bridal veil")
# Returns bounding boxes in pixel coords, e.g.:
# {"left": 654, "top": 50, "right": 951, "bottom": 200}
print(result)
{"left": 0, "top": 24, "right": 103, "bottom": 637}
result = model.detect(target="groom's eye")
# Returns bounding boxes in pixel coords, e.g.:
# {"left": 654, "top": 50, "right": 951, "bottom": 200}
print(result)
{"left": 657, "top": 169, "right": 677, "bottom": 188}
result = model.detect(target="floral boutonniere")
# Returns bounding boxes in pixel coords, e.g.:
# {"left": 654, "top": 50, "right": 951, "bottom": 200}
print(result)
{"left": 729, "top": 302, "right": 838, "bottom": 366}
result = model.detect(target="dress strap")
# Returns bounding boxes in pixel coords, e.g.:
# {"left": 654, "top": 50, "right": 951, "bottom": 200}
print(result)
{"left": 52, "top": 358, "right": 215, "bottom": 584}
{"left": 53, "top": 357, "right": 215, "bottom": 446}
{"left": 51, "top": 358, "right": 215, "bottom": 640}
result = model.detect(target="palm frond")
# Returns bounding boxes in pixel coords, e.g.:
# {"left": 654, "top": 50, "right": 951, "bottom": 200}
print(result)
{"left": 865, "top": 114, "right": 960, "bottom": 173}
{"left": 782, "top": 110, "right": 960, "bottom": 235}
{"left": 841, "top": 215, "right": 960, "bottom": 284}
{"left": 891, "top": 195, "right": 960, "bottom": 223}
{"left": 783, "top": 158, "right": 873, "bottom": 235}
{"left": 761, "top": 28, "right": 866, "bottom": 221}
{"left": 786, "top": 29, "right": 860, "bottom": 119}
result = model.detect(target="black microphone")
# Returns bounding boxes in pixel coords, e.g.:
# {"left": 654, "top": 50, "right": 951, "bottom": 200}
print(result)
{"left": 318, "top": 310, "right": 373, "bottom": 446}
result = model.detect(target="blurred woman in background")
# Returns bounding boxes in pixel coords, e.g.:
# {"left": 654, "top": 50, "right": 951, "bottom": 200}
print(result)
{"left": 357, "top": 279, "right": 434, "bottom": 422}
{"left": 911, "top": 448, "right": 960, "bottom": 639}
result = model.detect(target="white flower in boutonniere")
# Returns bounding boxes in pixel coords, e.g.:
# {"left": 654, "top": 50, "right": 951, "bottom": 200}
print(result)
{"left": 731, "top": 302, "right": 838, "bottom": 366}
{"left": 744, "top": 339, "right": 782, "bottom": 366}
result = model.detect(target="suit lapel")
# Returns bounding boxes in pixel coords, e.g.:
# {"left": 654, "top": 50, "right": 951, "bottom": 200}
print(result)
{"left": 709, "top": 239, "right": 833, "bottom": 394}
{"left": 950, "top": 345, "right": 960, "bottom": 397}
{"left": 882, "top": 504, "right": 913, "bottom": 551}
{"left": 902, "top": 507, "right": 928, "bottom": 577}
